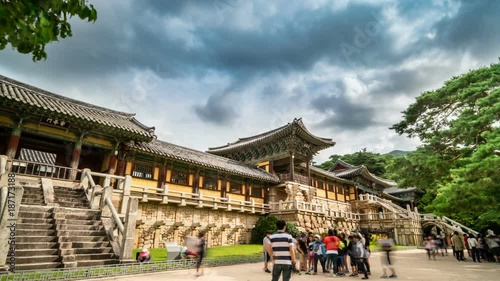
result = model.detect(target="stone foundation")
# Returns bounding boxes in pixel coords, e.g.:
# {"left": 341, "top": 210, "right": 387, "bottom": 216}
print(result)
{"left": 270, "top": 211, "right": 359, "bottom": 235}
{"left": 134, "top": 202, "right": 260, "bottom": 248}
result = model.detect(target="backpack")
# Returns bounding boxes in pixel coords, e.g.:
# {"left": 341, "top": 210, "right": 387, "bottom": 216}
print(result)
{"left": 339, "top": 241, "right": 345, "bottom": 250}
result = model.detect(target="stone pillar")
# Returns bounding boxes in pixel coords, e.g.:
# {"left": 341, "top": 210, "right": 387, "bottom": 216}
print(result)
{"left": 289, "top": 153, "right": 295, "bottom": 182}
{"left": 5, "top": 126, "right": 22, "bottom": 160}
{"left": 120, "top": 197, "right": 139, "bottom": 260}
{"left": 268, "top": 186, "right": 277, "bottom": 203}
{"left": 69, "top": 137, "right": 83, "bottom": 180}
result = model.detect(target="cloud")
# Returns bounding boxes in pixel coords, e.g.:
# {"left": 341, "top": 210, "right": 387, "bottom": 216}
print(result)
{"left": 194, "top": 93, "right": 238, "bottom": 126}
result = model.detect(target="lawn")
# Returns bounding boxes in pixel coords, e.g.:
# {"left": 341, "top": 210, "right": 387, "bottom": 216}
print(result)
{"left": 132, "top": 244, "right": 263, "bottom": 261}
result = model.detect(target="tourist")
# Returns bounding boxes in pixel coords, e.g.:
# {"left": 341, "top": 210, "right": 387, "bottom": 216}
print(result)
{"left": 451, "top": 231, "right": 465, "bottom": 261}
{"left": 338, "top": 232, "right": 348, "bottom": 274}
{"left": 351, "top": 234, "right": 368, "bottom": 279}
{"left": 263, "top": 231, "right": 272, "bottom": 273}
{"left": 324, "top": 229, "right": 340, "bottom": 276}
{"left": 485, "top": 234, "right": 500, "bottom": 263}
{"left": 136, "top": 248, "right": 151, "bottom": 263}
{"left": 265, "top": 220, "right": 296, "bottom": 281}
{"left": 306, "top": 235, "right": 315, "bottom": 274}
{"left": 195, "top": 231, "right": 206, "bottom": 276}
{"left": 312, "top": 234, "right": 327, "bottom": 275}
{"left": 379, "top": 238, "right": 397, "bottom": 279}
{"left": 467, "top": 234, "right": 481, "bottom": 262}
{"left": 292, "top": 235, "right": 301, "bottom": 275}
{"left": 297, "top": 233, "right": 309, "bottom": 272}
{"left": 347, "top": 235, "right": 358, "bottom": 276}
{"left": 362, "top": 232, "right": 372, "bottom": 276}
{"left": 478, "top": 234, "right": 491, "bottom": 262}
{"left": 463, "top": 233, "right": 470, "bottom": 258}
{"left": 450, "top": 233, "right": 456, "bottom": 257}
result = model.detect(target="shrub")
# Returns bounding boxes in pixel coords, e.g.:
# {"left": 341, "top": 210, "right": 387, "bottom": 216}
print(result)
{"left": 250, "top": 216, "right": 301, "bottom": 244}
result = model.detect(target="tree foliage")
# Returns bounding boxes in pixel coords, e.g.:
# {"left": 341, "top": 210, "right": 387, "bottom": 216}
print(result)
{"left": 391, "top": 62, "right": 500, "bottom": 232}
{"left": 0, "top": 0, "right": 97, "bottom": 61}
{"left": 315, "top": 148, "right": 391, "bottom": 176}
{"left": 250, "top": 215, "right": 300, "bottom": 244}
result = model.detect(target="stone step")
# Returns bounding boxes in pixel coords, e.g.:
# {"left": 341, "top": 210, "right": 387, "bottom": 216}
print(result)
{"left": 56, "top": 203, "right": 90, "bottom": 209}
{"left": 55, "top": 197, "right": 88, "bottom": 202}
{"left": 58, "top": 230, "right": 107, "bottom": 237}
{"left": 76, "top": 259, "right": 117, "bottom": 267}
{"left": 72, "top": 242, "right": 111, "bottom": 248}
{"left": 20, "top": 199, "right": 45, "bottom": 205}
{"left": 16, "top": 229, "right": 57, "bottom": 236}
{"left": 18, "top": 218, "right": 55, "bottom": 224}
{"left": 61, "top": 236, "right": 108, "bottom": 242}
{"left": 18, "top": 211, "right": 53, "bottom": 219}
{"left": 63, "top": 214, "right": 100, "bottom": 220}
{"left": 16, "top": 242, "right": 59, "bottom": 250}
{"left": 15, "top": 255, "right": 61, "bottom": 264}
{"left": 64, "top": 219, "right": 102, "bottom": 226}
{"left": 16, "top": 236, "right": 58, "bottom": 243}
{"left": 14, "top": 262, "right": 62, "bottom": 270}
{"left": 17, "top": 223, "right": 55, "bottom": 230}
{"left": 74, "top": 247, "right": 114, "bottom": 254}
{"left": 59, "top": 224, "right": 104, "bottom": 231}
{"left": 16, "top": 249, "right": 59, "bottom": 257}
{"left": 74, "top": 253, "right": 116, "bottom": 261}
{"left": 22, "top": 194, "right": 44, "bottom": 199}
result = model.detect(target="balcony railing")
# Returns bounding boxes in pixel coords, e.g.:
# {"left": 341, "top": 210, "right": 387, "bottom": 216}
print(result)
{"left": 7, "top": 158, "right": 80, "bottom": 180}
{"left": 269, "top": 199, "right": 360, "bottom": 221}
{"left": 277, "top": 173, "right": 309, "bottom": 185}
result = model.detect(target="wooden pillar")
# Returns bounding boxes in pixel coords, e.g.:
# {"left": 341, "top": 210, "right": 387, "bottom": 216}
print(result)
{"left": 325, "top": 179, "right": 329, "bottom": 199}
{"left": 306, "top": 159, "right": 311, "bottom": 186}
{"left": 289, "top": 153, "right": 295, "bottom": 182}
{"left": 192, "top": 169, "right": 200, "bottom": 194}
{"left": 244, "top": 182, "right": 250, "bottom": 201}
{"left": 269, "top": 160, "right": 274, "bottom": 174}
{"left": 335, "top": 184, "right": 338, "bottom": 201}
{"left": 157, "top": 165, "right": 167, "bottom": 190}
{"left": 108, "top": 150, "right": 118, "bottom": 175}
{"left": 69, "top": 137, "right": 83, "bottom": 180}
{"left": 221, "top": 176, "right": 227, "bottom": 198}
{"left": 6, "top": 126, "right": 22, "bottom": 159}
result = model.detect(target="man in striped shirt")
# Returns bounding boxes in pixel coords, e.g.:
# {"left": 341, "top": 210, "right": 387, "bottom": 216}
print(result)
{"left": 264, "top": 220, "right": 296, "bottom": 281}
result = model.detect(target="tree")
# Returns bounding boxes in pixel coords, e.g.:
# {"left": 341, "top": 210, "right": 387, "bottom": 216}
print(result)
{"left": 391, "top": 62, "right": 500, "bottom": 232}
{"left": 250, "top": 215, "right": 277, "bottom": 244}
{"left": 0, "top": 0, "right": 97, "bottom": 61}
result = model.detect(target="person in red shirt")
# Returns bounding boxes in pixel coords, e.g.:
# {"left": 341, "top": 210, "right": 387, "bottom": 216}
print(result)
{"left": 324, "top": 229, "right": 342, "bottom": 276}
{"left": 463, "top": 234, "right": 470, "bottom": 258}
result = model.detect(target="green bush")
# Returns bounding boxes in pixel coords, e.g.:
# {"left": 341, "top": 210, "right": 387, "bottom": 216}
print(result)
{"left": 251, "top": 215, "right": 278, "bottom": 244}
{"left": 250, "top": 215, "right": 300, "bottom": 244}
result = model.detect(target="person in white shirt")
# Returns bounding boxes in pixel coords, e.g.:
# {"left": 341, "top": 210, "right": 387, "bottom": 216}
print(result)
{"left": 467, "top": 234, "right": 481, "bottom": 263}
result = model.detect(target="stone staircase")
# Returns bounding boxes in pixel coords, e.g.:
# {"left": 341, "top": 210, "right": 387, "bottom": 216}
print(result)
{"left": 54, "top": 186, "right": 91, "bottom": 209}
{"left": 13, "top": 181, "right": 119, "bottom": 270}
{"left": 15, "top": 206, "right": 61, "bottom": 270}
{"left": 56, "top": 208, "right": 118, "bottom": 267}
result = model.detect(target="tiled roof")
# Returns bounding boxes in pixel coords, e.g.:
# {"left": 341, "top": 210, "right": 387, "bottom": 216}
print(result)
{"left": 133, "top": 139, "right": 280, "bottom": 183}
{"left": 384, "top": 187, "right": 422, "bottom": 194}
{"left": 19, "top": 148, "right": 56, "bottom": 165}
{"left": 304, "top": 164, "right": 354, "bottom": 184}
{"left": 0, "top": 75, "right": 155, "bottom": 140}
{"left": 208, "top": 118, "right": 335, "bottom": 154}
{"left": 328, "top": 159, "right": 397, "bottom": 188}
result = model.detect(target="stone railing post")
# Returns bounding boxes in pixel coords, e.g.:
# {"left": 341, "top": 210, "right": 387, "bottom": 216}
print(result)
{"left": 161, "top": 185, "right": 169, "bottom": 204}
{"left": 198, "top": 191, "right": 204, "bottom": 208}
{"left": 0, "top": 155, "right": 8, "bottom": 175}
{"left": 80, "top": 168, "right": 91, "bottom": 189}
{"left": 120, "top": 197, "right": 138, "bottom": 260}
{"left": 101, "top": 186, "right": 114, "bottom": 218}
{"left": 41, "top": 178, "right": 57, "bottom": 206}
{"left": 103, "top": 176, "right": 111, "bottom": 188}
{"left": 120, "top": 175, "right": 132, "bottom": 214}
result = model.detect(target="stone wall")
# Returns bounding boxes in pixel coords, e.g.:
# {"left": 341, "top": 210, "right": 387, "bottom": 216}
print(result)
{"left": 134, "top": 202, "right": 260, "bottom": 248}
{"left": 270, "top": 211, "right": 360, "bottom": 236}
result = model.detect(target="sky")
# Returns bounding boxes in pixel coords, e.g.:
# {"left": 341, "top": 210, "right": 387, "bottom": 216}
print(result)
{"left": 1, "top": 0, "right": 499, "bottom": 164}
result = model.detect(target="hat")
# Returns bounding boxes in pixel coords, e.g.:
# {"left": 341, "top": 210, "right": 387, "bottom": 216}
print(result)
{"left": 314, "top": 234, "right": 321, "bottom": 239}
{"left": 139, "top": 248, "right": 149, "bottom": 257}
{"left": 301, "top": 234, "right": 307, "bottom": 238}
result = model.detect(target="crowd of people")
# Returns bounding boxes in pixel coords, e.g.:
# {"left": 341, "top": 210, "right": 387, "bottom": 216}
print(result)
{"left": 424, "top": 230, "right": 500, "bottom": 263}
{"left": 263, "top": 220, "right": 396, "bottom": 281}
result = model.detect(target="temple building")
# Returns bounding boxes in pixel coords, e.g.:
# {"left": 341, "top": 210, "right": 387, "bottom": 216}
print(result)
{"left": 0, "top": 75, "right": 426, "bottom": 270}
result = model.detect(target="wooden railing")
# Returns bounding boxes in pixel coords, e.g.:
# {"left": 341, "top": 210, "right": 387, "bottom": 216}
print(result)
{"left": 6, "top": 158, "right": 80, "bottom": 180}
{"left": 277, "top": 173, "right": 309, "bottom": 185}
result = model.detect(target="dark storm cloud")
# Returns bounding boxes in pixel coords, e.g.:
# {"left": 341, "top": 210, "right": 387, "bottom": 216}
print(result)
{"left": 193, "top": 93, "right": 238, "bottom": 126}
{"left": 310, "top": 93, "right": 378, "bottom": 131}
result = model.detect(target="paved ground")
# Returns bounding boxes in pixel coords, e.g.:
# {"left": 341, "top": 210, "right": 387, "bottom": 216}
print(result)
{"left": 89, "top": 249, "right": 499, "bottom": 281}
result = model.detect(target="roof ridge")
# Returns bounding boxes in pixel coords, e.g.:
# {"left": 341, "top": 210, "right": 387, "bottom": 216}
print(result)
{"left": 0, "top": 74, "right": 136, "bottom": 118}
{"left": 208, "top": 122, "right": 290, "bottom": 150}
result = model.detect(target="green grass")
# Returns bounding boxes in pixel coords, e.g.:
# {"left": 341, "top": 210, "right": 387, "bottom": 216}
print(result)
{"left": 133, "top": 244, "right": 264, "bottom": 261}
{"left": 206, "top": 245, "right": 263, "bottom": 258}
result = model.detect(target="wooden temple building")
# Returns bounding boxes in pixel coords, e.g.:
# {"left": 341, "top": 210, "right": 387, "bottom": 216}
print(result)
{"left": 0, "top": 74, "right": 424, "bottom": 259}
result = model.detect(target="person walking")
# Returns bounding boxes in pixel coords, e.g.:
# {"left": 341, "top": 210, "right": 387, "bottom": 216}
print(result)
{"left": 264, "top": 220, "right": 296, "bottom": 281}
{"left": 379, "top": 238, "right": 397, "bottom": 279}
{"left": 451, "top": 231, "right": 465, "bottom": 261}
{"left": 263, "top": 231, "right": 272, "bottom": 273}
{"left": 467, "top": 234, "right": 481, "bottom": 262}
{"left": 195, "top": 231, "right": 206, "bottom": 276}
